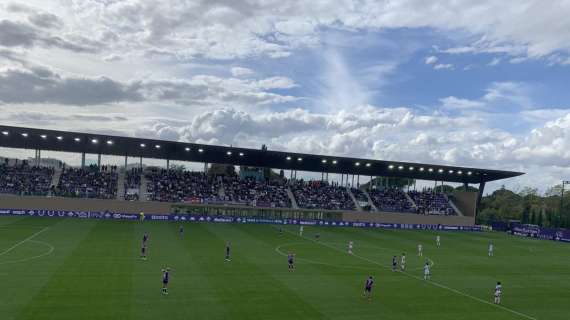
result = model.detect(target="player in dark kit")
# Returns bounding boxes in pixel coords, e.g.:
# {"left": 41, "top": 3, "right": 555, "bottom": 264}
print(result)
{"left": 363, "top": 276, "right": 374, "bottom": 301}
{"left": 392, "top": 256, "right": 398, "bottom": 272}
{"left": 315, "top": 232, "right": 320, "bottom": 241}
{"left": 287, "top": 252, "right": 295, "bottom": 271}
{"left": 161, "top": 268, "right": 171, "bottom": 295}
{"left": 225, "top": 241, "right": 231, "bottom": 261}
{"left": 141, "top": 244, "right": 147, "bottom": 260}
{"left": 142, "top": 232, "right": 149, "bottom": 245}
{"left": 179, "top": 225, "right": 184, "bottom": 238}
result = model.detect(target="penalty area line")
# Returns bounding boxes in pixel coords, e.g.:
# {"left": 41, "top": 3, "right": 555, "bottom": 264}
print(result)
{"left": 278, "top": 227, "right": 537, "bottom": 320}
{"left": 0, "top": 226, "right": 50, "bottom": 257}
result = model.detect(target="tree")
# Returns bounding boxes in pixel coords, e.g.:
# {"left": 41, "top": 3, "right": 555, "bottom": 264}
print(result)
{"left": 521, "top": 204, "right": 530, "bottom": 224}
{"left": 530, "top": 211, "right": 536, "bottom": 225}
{"left": 537, "top": 210, "right": 543, "bottom": 227}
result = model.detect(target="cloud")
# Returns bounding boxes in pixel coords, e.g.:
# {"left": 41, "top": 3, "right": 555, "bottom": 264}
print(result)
{"left": 0, "top": 20, "right": 100, "bottom": 53}
{"left": 230, "top": 67, "right": 254, "bottom": 77}
{"left": 440, "top": 96, "right": 485, "bottom": 109}
{"left": 0, "top": 66, "right": 143, "bottom": 105}
{"left": 488, "top": 57, "right": 501, "bottom": 66}
{"left": 425, "top": 56, "right": 438, "bottom": 64}
{"left": 433, "top": 63, "right": 454, "bottom": 70}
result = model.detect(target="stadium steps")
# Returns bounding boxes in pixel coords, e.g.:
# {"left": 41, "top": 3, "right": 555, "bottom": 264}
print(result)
{"left": 346, "top": 188, "right": 363, "bottom": 211}
{"left": 286, "top": 187, "right": 299, "bottom": 209}
{"left": 444, "top": 194, "right": 463, "bottom": 216}
{"left": 49, "top": 167, "right": 63, "bottom": 196}
{"left": 139, "top": 173, "right": 148, "bottom": 201}
{"left": 362, "top": 190, "right": 379, "bottom": 211}
{"left": 404, "top": 192, "right": 417, "bottom": 208}
{"left": 116, "top": 170, "right": 126, "bottom": 200}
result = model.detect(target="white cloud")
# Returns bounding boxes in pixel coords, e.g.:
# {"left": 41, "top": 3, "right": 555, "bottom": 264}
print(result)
{"left": 433, "top": 63, "right": 454, "bottom": 70}
{"left": 230, "top": 67, "right": 254, "bottom": 77}
{"left": 425, "top": 55, "right": 438, "bottom": 64}
{"left": 488, "top": 57, "right": 501, "bottom": 66}
{"left": 440, "top": 96, "right": 485, "bottom": 109}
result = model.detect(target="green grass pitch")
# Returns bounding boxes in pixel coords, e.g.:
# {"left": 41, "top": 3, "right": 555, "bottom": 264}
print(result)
{"left": 1, "top": 216, "right": 569, "bottom": 320}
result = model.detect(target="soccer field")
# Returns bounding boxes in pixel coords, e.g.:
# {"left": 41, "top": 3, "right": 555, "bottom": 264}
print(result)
{"left": 1, "top": 216, "right": 569, "bottom": 320}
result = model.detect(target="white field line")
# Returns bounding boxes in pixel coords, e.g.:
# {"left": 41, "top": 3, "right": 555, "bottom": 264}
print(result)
{"left": 279, "top": 227, "right": 537, "bottom": 320}
{"left": 0, "top": 240, "right": 54, "bottom": 265}
{"left": 0, "top": 226, "right": 50, "bottom": 257}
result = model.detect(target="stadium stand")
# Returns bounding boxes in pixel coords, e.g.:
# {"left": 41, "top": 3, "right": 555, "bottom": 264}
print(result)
{"left": 124, "top": 168, "right": 142, "bottom": 201}
{"left": 0, "top": 160, "right": 54, "bottom": 196}
{"left": 222, "top": 176, "right": 291, "bottom": 208}
{"left": 144, "top": 169, "right": 223, "bottom": 203}
{"left": 409, "top": 189, "right": 455, "bottom": 215}
{"left": 54, "top": 165, "right": 118, "bottom": 199}
{"left": 368, "top": 188, "right": 414, "bottom": 213}
{"left": 291, "top": 180, "right": 355, "bottom": 211}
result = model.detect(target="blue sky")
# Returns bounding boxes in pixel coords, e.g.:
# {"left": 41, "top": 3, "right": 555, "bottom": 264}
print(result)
{"left": 1, "top": 0, "right": 570, "bottom": 193}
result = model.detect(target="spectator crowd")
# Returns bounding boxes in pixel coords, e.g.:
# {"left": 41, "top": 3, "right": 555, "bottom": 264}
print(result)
{"left": 54, "top": 165, "right": 118, "bottom": 199}
{"left": 0, "top": 161, "right": 54, "bottom": 196}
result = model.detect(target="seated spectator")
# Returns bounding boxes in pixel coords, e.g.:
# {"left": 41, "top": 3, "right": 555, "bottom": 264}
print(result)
{"left": 145, "top": 169, "right": 223, "bottom": 203}
{"left": 0, "top": 161, "right": 54, "bottom": 196}
{"left": 369, "top": 187, "right": 414, "bottom": 213}
{"left": 222, "top": 176, "right": 291, "bottom": 208}
{"left": 124, "top": 168, "right": 142, "bottom": 201}
{"left": 54, "top": 165, "right": 118, "bottom": 199}
{"left": 291, "top": 180, "right": 355, "bottom": 211}
{"left": 408, "top": 189, "right": 455, "bottom": 215}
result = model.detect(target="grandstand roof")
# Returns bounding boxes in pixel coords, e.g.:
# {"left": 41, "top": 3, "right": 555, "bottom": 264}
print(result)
{"left": 0, "top": 125, "right": 523, "bottom": 184}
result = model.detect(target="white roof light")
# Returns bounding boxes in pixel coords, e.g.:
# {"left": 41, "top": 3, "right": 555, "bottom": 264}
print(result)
{"left": 297, "top": 157, "right": 302, "bottom": 161}
{"left": 286, "top": 156, "right": 292, "bottom": 160}
{"left": 91, "top": 139, "right": 98, "bottom": 144}
{"left": 155, "top": 144, "right": 161, "bottom": 149}
{"left": 398, "top": 165, "right": 404, "bottom": 170}
{"left": 366, "top": 163, "right": 371, "bottom": 167}
{"left": 467, "top": 171, "right": 472, "bottom": 175}
{"left": 239, "top": 152, "right": 244, "bottom": 157}
{"left": 21, "top": 133, "right": 28, "bottom": 137}
{"left": 388, "top": 164, "right": 395, "bottom": 169}
{"left": 106, "top": 140, "right": 113, "bottom": 145}
{"left": 226, "top": 151, "right": 232, "bottom": 155}
{"left": 40, "top": 134, "right": 47, "bottom": 139}
{"left": 74, "top": 137, "right": 80, "bottom": 142}
{"left": 185, "top": 147, "right": 190, "bottom": 151}
{"left": 438, "top": 169, "right": 444, "bottom": 173}
{"left": 458, "top": 170, "right": 463, "bottom": 175}
{"left": 428, "top": 168, "right": 434, "bottom": 172}
{"left": 56, "top": 136, "right": 63, "bottom": 141}
{"left": 322, "top": 159, "right": 327, "bottom": 163}
{"left": 355, "top": 162, "right": 360, "bottom": 166}
{"left": 332, "top": 160, "right": 337, "bottom": 164}
{"left": 1, "top": 131, "right": 8, "bottom": 135}
{"left": 198, "top": 148, "right": 204, "bottom": 153}
{"left": 409, "top": 166, "right": 414, "bottom": 171}
{"left": 140, "top": 143, "right": 146, "bottom": 148}
{"left": 419, "top": 167, "right": 425, "bottom": 172}
{"left": 449, "top": 170, "right": 454, "bottom": 174}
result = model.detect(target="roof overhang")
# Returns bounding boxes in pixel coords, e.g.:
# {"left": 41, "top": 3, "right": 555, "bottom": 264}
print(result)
{"left": 0, "top": 125, "right": 524, "bottom": 184}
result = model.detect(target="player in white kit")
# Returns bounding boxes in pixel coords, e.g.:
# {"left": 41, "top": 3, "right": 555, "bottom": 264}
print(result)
{"left": 400, "top": 253, "right": 406, "bottom": 271}
{"left": 436, "top": 235, "right": 441, "bottom": 248}
{"left": 488, "top": 242, "right": 494, "bottom": 257}
{"left": 299, "top": 225, "right": 304, "bottom": 236}
{"left": 348, "top": 241, "right": 354, "bottom": 254}
{"left": 494, "top": 281, "right": 502, "bottom": 304}
{"left": 418, "top": 244, "right": 423, "bottom": 257}
{"left": 423, "top": 261, "right": 431, "bottom": 280}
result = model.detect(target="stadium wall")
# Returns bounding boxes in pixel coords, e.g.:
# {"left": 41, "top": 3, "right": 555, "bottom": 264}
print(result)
{"left": 0, "top": 195, "right": 171, "bottom": 214}
{"left": 0, "top": 195, "right": 475, "bottom": 226}
{"left": 342, "top": 211, "right": 475, "bottom": 226}
{"left": 451, "top": 191, "right": 478, "bottom": 217}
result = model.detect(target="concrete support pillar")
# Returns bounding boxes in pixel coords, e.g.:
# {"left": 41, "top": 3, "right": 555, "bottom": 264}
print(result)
{"left": 204, "top": 162, "right": 208, "bottom": 173}
{"left": 351, "top": 175, "right": 355, "bottom": 188}
{"left": 357, "top": 175, "right": 360, "bottom": 187}
{"left": 97, "top": 153, "right": 101, "bottom": 168}
{"left": 124, "top": 155, "right": 128, "bottom": 171}
{"left": 341, "top": 174, "right": 344, "bottom": 186}
{"left": 139, "top": 156, "right": 143, "bottom": 169}
{"left": 81, "top": 152, "right": 86, "bottom": 169}
{"left": 166, "top": 159, "right": 170, "bottom": 170}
